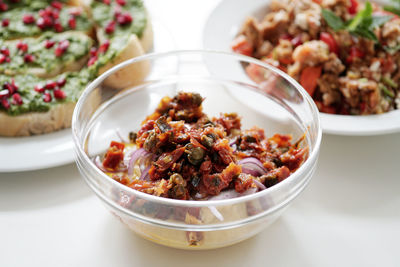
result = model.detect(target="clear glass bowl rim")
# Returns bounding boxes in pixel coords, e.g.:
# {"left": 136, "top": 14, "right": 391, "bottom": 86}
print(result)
{"left": 72, "top": 49, "right": 322, "bottom": 208}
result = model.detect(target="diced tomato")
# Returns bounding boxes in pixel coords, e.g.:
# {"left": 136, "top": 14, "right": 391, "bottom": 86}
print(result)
{"left": 346, "top": 47, "right": 364, "bottom": 64}
{"left": 300, "top": 66, "right": 322, "bottom": 97}
{"left": 315, "top": 101, "right": 337, "bottom": 114}
{"left": 381, "top": 57, "right": 395, "bottom": 74}
{"left": 348, "top": 0, "right": 358, "bottom": 15}
{"left": 311, "top": 0, "right": 322, "bottom": 4}
{"left": 279, "top": 57, "right": 293, "bottom": 65}
{"left": 231, "top": 35, "right": 253, "bottom": 57}
{"left": 320, "top": 32, "right": 339, "bottom": 55}
{"left": 102, "top": 141, "right": 125, "bottom": 170}
{"left": 246, "top": 63, "right": 265, "bottom": 83}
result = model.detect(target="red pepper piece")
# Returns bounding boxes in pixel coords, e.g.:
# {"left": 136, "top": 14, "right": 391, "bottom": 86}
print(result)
{"left": 346, "top": 47, "right": 364, "bottom": 64}
{"left": 300, "top": 66, "right": 322, "bottom": 97}
{"left": 348, "top": 0, "right": 358, "bottom": 15}
{"left": 102, "top": 141, "right": 125, "bottom": 170}
{"left": 231, "top": 35, "right": 253, "bottom": 57}
{"left": 320, "top": 32, "right": 339, "bottom": 55}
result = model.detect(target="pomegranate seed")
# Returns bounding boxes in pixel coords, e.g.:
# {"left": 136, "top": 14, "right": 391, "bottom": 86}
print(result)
{"left": 114, "top": 10, "right": 122, "bottom": 19}
{"left": 1, "top": 47, "right": 10, "bottom": 56}
{"left": 117, "top": 13, "right": 132, "bottom": 25}
{"left": 5, "top": 57, "right": 10, "bottom": 62}
{"left": 3, "top": 82, "right": 14, "bottom": 94}
{"left": 44, "top": 6, "right": 53, "bottom": 17}
{"left": 57, "top": 78, "right": 66, "bottom": 87}
{"left": 105, "top": 21, "right": 115, "bottom": 34}
{"left": 10, "top": 78, "right": 18, "bottom": 91}
{"left": 0, "top": 54, "right": 5, "bottom": 64}
{"left": 90, "top": 47, "right": 98, "bottom": 57}
{"left": 44, "top": 39, "right": 55, "bottom": 49}
{"left": 0, "top": 89, "right": 9, "bottom": 98}
{"left": 1, "top": 98, "right": 10, "bottom": 109}
{"left": 2, "top": 18, "right": 9, "bottom": 27}
{"left": 68, "top": 16, "right": 76, "bottom": 29}
{"left": 87, "top": 56, "right": 97, "bottom": 66}
{"left": 45, "top": 81, "right": 57, "bottom": 90}
{"left": 36, "top": 17, "right": 46, "bottom": 29}
{"left": 0, "top": 89, "right": 10, "bottom": 99}
{"left": 98, "top": 40, "right": 110, "bottom": 54}
{"left": 52, "top": 10, "right": 59, "bottom": 19}
{"left": 16, "top": 41, "right": 28, "bottom": 52}
{"left": 291, "top": 36, "right": 303, "bottom": 48}
{"left": 103, "top": 0, "right": 111, "bottom": 4}
{"left": 38, "top": 9, "right": 46, "bottom": 17}
{"left": 43, "top": 92, "right": 52, "bottom": 102}
{"left": 54, "top": 40, "right": 69, "bottom": 57}
{"left": 51, "top": 1, "right": 63, "bottom": 10}
{"left": 44, "top": 16, "right": 53, "bottom": 27}
{"left": 23, "top": 14, "right": 35, "bottom": 24}
{"left": 12, "top": 93, "right": 23, "bottom": 105}
{"left": 0, "top": 3, "right": 8, "bottom": 12}
{"left": 116, "top": 0, "right": 126, "bottom": 5}
{"left": 34, "top": 85, "right": 45, "bottom": 93}
{"left": 53, "top": 89, "right": 66, "bottom": 99}
{"left": 54, "top": 19, "right": 63, "bottom": 32}
{"left": 24, "top": 54, "right": 35, "bottom": 63}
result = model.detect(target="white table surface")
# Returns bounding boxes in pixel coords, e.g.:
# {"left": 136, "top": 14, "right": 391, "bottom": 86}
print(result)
{"left": 1, "top": 0, "right": 400, "bottom": 266}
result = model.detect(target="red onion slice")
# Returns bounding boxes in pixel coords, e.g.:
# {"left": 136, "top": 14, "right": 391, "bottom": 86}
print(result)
{"left": 238, "top": 157, "right": 268, "bottom": 177}
{"left": 253, "top": 179, "right": 267, "bottom": 190}
{"left": 127, "top": 148, "right": 150, "bottom": 176}
{"left": 139, "top": 166, "right": 151, "bottom": 181}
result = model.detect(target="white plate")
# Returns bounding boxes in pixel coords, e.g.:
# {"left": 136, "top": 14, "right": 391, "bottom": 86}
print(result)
{"left": 203, "top": 0, "right": 400, "bottom": 136}
{"left": 0, "top": 19, "right": 175, "bottom": 173}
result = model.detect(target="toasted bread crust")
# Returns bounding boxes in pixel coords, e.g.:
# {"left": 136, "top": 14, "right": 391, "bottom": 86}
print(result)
{"left": 98, "top": 34, "right": 150, "bottom": 90}
{"left": 0, "top": 102, "right": 75, "bottom": 137}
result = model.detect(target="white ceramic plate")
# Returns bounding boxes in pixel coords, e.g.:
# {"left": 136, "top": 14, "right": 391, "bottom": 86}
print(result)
{"left": 203, "top": 0, "right": 400, "bottom": 136}
{"left": 0, "top": 19, "right": 175, "bottom": 172}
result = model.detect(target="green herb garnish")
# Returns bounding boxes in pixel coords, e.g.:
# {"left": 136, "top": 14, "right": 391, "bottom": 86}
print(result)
{"left": 384, "top": 0, "right": 400, "bottom": 16}
{"left": 379, "top": 84, "right": 395, "bottom": 98}
{"left": 322, "top": 2, "right": 392, "bottom": 42}
{"left": 382, "top": 76, "right": 398, "bottom": 88}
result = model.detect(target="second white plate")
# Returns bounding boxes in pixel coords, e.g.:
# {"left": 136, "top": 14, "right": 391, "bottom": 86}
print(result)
{"left": 203, "top": 0, "right": 400, "bottom": 136}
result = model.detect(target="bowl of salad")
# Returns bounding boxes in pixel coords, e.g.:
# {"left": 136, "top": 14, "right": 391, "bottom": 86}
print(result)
{"left": 72, "top": 50, "right": 322, "bottom": 249}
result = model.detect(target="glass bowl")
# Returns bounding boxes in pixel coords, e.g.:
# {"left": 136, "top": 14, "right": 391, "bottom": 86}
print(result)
{"left": 72, "top": 50, "right": 322, "bottom": 250}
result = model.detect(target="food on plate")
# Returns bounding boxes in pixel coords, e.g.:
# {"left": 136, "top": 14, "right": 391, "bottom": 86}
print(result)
{"left": 96, "top": 92, "right": 308, "bottom": 201}
{"left": 0, "top": 0, "right": 153, "bottom": 136}
{"left": 232, "top": 0, "right": 400, "bottom": 115}
{"left": 0, "top": 31, "right": 93, "bottom": 77}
